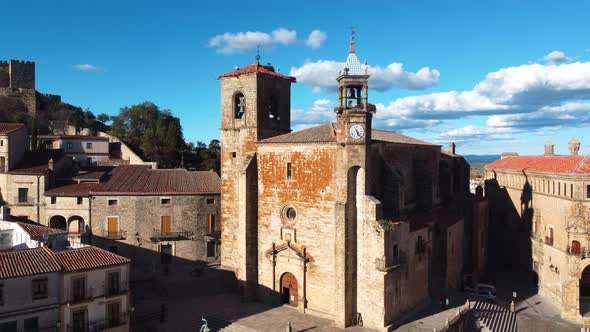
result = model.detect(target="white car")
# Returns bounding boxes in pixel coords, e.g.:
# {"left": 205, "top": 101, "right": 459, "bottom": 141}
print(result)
{"left": 463, "top": 283, "right": 496, "bottom": 293}
{"left": 477, "top": 289, "right": 497, "bottom": 302}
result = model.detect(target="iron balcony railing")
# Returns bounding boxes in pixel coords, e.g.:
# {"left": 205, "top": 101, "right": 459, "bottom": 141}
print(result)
{"left": 104, "top": 283, "right": 128, "bottom": 297}
{"left": 150, "top": 229, "right": 192, "bottom": 241}
{"left": 102, "top": 230, "right": 127, "bottom": 240}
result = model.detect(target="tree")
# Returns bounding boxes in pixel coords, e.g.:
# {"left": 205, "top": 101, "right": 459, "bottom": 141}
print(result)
{"left": 110, "top": 102, "right": 185, "bottom": 168}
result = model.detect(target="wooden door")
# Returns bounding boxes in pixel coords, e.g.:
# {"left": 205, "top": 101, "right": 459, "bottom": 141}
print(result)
{"left": 107, "top": 217, "right": 119, "bottom": 237}
{"left": 161, "top": 216, "right": 172, "bottom": 235}
{"left": 280, "top": 272, "right": 298, "bottom": 307}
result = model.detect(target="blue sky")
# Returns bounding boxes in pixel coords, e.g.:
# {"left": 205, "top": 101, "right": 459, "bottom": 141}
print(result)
{"left": 3, "top": 0, "right": 590, "bottom": 155}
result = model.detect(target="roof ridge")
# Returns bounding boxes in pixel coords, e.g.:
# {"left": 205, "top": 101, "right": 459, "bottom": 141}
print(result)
{"left": 573, "top": 155, "right": 590, "bottom": 174}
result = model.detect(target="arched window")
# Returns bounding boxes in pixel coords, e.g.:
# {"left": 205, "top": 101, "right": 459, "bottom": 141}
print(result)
{"left": 234, "top": 92, "right": 245, "bottom": 119}
{"left": 268, "top": 96, "right": 279, "bottom": 121}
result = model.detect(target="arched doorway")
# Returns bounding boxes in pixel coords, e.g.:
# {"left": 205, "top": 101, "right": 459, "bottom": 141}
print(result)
{"left": 49, "top": 216, "right": 67, "bottom": 231}
{"left": 280, "top": 272, "right": 298, "bottom": 307}
{"left": 67, "top": 216, "right": 85, "bottom": 234}
{"left": 580, "top": 265, "right": 590, "bottom": 316}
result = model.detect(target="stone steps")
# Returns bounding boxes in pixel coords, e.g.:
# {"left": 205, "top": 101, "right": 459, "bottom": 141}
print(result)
{"left": 469, "top": 300, "right": 517, "bottom": 332}
{"left": 202, "top": 316, "right": 259, "bottom": 332}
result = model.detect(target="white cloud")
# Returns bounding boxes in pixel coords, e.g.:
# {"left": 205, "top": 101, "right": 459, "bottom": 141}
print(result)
{"left": 290, "top": 60, "right": 440, "bottom": 92}
{"left": 272, "top": 28, "right": 297, "bottom": 45}
{"left": 585, "top": 48, "right": 590, "bottom": 53}
{"left": 544, "top": 50, "right": 572, "bottom": 64}
{"left": 305, "top": 30, "right": 327, "bottom": 49}
{"left": 291, "top": 99, "right": 335, "bottom": 129}
{"left": 72, "top": 64, "right": 102, "bottom": 72}
{"left": 209, "top": 28, "right": 325, "bottom": 54}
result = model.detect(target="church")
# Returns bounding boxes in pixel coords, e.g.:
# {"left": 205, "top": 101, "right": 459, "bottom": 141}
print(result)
{"left": 219, "top": 34, "right": 475, "bottom": 330}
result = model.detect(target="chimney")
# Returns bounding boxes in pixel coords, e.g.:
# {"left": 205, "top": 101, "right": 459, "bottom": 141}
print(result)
{"left": 568, "top": 137, "right": 581, "bottom": 156}
{"left": 544, "top": 141, "right": 554, "bottom": 156}
{"left": 449, "top": 142, "right": 456, "bottom": 155}
{"left": 48, "top": 158, "right": 54, "bottom": 171}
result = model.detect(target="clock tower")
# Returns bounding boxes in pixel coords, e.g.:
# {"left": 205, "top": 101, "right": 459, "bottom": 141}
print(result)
{"left": 334, "top": 30, "right": 375, "bottom": 145}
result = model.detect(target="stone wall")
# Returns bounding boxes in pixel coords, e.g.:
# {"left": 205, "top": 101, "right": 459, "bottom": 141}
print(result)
{"left": 91, "top": 194, "right": 220, "bottom": 268}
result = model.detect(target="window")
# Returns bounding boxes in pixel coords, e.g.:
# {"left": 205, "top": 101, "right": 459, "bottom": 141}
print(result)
{"left": 77, "top": 197, "right": 83, "bottom": 205}
{"left": 287, "top": 162, "right": 292, "bottom": 180}
{"left": 587, "top": 185, "right": 590, "bottom": 199}
{"left": 72, "top": 310, "right": 87, "bottom": 332}
{"left": 161, "top": 198, "right": 171, "bottom": 205}
{"left": 207, "top": 241, "right": 215, "bottom": 257}
{"left": 86, "top": 142, "right": 93, "bottom": 149}
{"left": 572, "top": 240, "right": 582, "bottom": 255}
{"left": 32, "top": 278, "right": 48, "bottom": 300}
{"left": 571, "top": 184, "right": 574, "bottom": 198}
{"left": 72, "top": 277, "right": 86, "bottom": 301}
{"left": 0, "top": 140, "right": 3, "bottom": 146}
{"left": 231, "top": 152, "right": 236, "bottom": 158}
{"left": 107, "top": 271, "right": 120, "bottom": 295}
{"left": 208, "top": 214, "right": 216, "bottom": 234}
{"left": 51, "top": 197, "right": 56, "bottom": 204}
{"left": 107, "top": 199, "right": 118, "bottom": 206}
{"left": 0, "top": 157, "right": 5, "bottom": 173}
{"left": 23, "top": 317, "right": 38, "bottom": 332}
{"left": 285, "top": 207, "right": 297, "bottom": 221}
{"left": 206, "top": 198, "right": 215, "bottom": 205}
{"left": 234, "top": 92, "right": 245, "bottom": 119}
{"left": 18, "top": 188, "right": 28, "bottom": 203}
{"left": 66, "top": 142, "right": 73, "bottom": 150}
{"left": 107, "top": 302, "right": 121, "bottom": 327}
{"left": 558, "top": 182, "right": 561, "bottom": 195}
{"left": 161, "top": 216, "right": 172, "bottom": 235}
{"left": 546, "top": 227, "right": 554, "bottom": 246}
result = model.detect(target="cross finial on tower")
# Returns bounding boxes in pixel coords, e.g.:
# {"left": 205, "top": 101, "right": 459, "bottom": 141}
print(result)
{"left": 349, "top": 27, "right": 355, "bottom": 53}
{"left": 255, "top": 45, "right": 261, "bottom": 64}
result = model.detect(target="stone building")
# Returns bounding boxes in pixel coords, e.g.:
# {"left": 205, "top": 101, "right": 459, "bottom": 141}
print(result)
{"left": 484, "top": 139, "right": 590, "bottom": 321}
{"left": 38, "top": 135, "right": 111, "bottom": 166}
{"left": 219, "top": 34, "right": 472, "bottom": 330}
{"left": 44, "top": 165, "right": 222, "bottom": 271}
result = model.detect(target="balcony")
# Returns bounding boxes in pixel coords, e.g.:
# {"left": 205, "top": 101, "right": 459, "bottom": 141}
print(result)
{"left": 150, "top": 229, "right": 192, "bottom": 242}
{"left": 104, "top": 283, "right": 128, "bottom": 297}
{"left": 67, "top": 313, "right": 128, "bottom": 332}
{"left": 544, "top": 236, "right": 554, "bottom": 246}
{"left": 103, "top": 230, "right": 127, "bottom": 240}
{"left": 68, "top": 287, "right": 97, "bottom": 304}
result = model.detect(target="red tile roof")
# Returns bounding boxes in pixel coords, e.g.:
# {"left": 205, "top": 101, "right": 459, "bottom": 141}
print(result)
{"left": 260, "top": 123, "right": 337, "bottom": 144}
{"left": 0, "top": 123, "right": 26, "bottom": 135}
{"left": 94, "top": 165, "right": 221, "bottom": 195}
{"left": 17, "top": 222, "right": 68, "bottom": 237}
{"left": 217, "top": 63, "right": 296, "bottom": 82}
{"left": 485, "top": 155, "right": 590, "bottom": 174}
{"left": 45, "top": 183, "right": 99, "bottom": 197}
{"left": 54, "top": 246, "right": 130, "bottom": 272}
{"left": 0, "top": 247, "right": 61, "bottom": 279}
{"left": 8, "top": 150, "right": 64, "bottom": 175}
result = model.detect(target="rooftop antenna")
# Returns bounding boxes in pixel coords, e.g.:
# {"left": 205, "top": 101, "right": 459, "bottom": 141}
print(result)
{"left": 255, "top": 45, "right": 261, "bottom": 64}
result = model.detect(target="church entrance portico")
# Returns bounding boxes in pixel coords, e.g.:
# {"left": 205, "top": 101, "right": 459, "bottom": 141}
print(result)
{"left": 281, "top": 272, "right": 298, "bottom": 307}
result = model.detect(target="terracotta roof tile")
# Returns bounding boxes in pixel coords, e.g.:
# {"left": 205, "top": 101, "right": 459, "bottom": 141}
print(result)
{"left": 217, "top": 63, "right": 296, "bottom": 82}
{"left": 72, "top": 171, "right": 107, "bottom": 182}
{"left": 0, "top": 247, "right": 61, "bottom": 279}
{"left": 54, "top": 246, "right": 130, "bottom": 272}
{"left": 94, "top": 165, "right": 221, "bottom": 195}
{"left": 44, "top": 183, "right": 100, "bottom": 197}
{"left": 16, "top": 222, "right": 68, "bottom": 237}
{"left": 8, "top": 149, "right": 64, "bottom": 175}
{"left": 0, "top": 123, "right": 26, "bottom": 135}
{"left": 260, "top": 123, "right": 337, "bottom": 144}
{"left": 485, "top": 155, "right": 590, "bottom": 174}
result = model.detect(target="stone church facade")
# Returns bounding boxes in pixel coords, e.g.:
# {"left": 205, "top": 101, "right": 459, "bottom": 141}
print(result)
{"left": 485, "top": 139, "right": 590, "bottom": 322}
{"left": 220, "top": 35, "right": 472, "bottom": 330}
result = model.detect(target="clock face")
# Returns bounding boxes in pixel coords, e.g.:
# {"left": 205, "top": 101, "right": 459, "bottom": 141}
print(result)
{"left": 349, "top": 124, "right": 364, "bottom": 139}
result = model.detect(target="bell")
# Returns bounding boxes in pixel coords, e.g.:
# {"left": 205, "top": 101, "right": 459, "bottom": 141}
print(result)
{"left": 347, "top": 88, "right": 357, "bottom": 98}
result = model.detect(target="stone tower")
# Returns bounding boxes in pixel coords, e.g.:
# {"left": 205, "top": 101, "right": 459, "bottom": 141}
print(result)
{"left": 218, "top": 60, "right": 295, "bottom": 297}
{"left": 0, "top": 60, "right": 36, "bottom": 115}
{"left": 333, "top": 31, "right": 376, "bottom": 326}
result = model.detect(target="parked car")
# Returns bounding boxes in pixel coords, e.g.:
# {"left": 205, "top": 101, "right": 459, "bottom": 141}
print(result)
{"left": 463, "top": 282, "right": 496, "bottom": 293}
{"left": 477, "top": 289, "right": 497, "bottom": 302}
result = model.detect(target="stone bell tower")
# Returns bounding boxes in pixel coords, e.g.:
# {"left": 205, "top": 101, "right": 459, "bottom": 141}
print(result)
{"left": 333, "top": 31, "right": 377, "bottom": 327}
{"left": 334, "top": 31, "right": 376, "bottom": 146}
{"left": 218, "top": 57, "right": 296, "bottom": 298}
